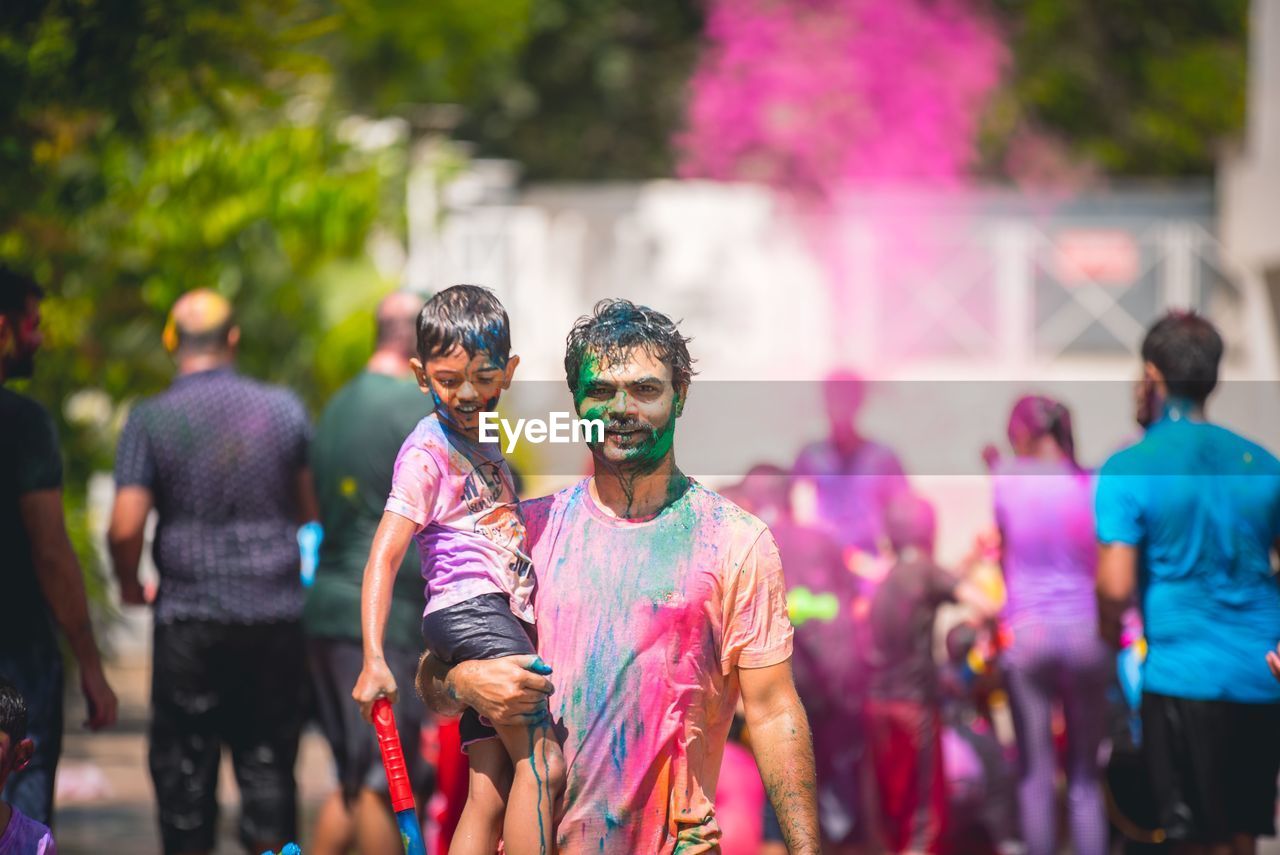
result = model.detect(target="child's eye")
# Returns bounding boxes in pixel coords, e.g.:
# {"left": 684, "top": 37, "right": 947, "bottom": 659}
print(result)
{"left": 438, "top": 378, "right": 461, "bottom": 388}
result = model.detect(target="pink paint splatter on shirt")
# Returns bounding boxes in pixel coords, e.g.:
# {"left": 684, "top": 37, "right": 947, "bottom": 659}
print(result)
{"left": 522, "top": 480, "right": 792, "bottom": 854}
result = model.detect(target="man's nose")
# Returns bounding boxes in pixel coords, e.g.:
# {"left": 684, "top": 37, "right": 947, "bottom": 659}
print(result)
{"left": 608, "top": 391, "right": 637, "bottom": 417}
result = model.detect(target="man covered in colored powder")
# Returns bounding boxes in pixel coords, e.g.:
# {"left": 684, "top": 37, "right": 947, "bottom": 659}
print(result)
{"left": 109, "top": 290, "right": 317, "bottom": 855}
{"left": 420, "top": 299, "right": 821, "bottom": 854}
{"left": 1097, "top": 312, "right": 1280, "bottom": 852}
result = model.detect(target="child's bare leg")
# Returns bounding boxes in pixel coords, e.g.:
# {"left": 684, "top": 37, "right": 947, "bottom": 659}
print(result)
{"left": 449, "top": 737, "right": 511, "bottom": 855}
{"left": 495, "top": 717, "right": 566, "bottom": 855}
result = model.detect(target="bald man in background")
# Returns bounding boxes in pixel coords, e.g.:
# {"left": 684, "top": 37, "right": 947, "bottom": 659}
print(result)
{"left": 303, "top": 292, "right": 434, "bottom": 855}
{"left": 109, "top": 289, "right": 318, "bottom": 855}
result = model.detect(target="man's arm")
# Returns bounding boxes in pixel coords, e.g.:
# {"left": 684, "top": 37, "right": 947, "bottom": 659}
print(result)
{"left": 739, "top": 659, "right": 820, "bottom": 855}
{"left": 1097, "top": 543, "right": 1138, "bottom": 647}
{"left": 108, "top": 485, "right": 153, "bottom": 605}
{"left": 20, "top": 489, "right": 118, "bottom": 730}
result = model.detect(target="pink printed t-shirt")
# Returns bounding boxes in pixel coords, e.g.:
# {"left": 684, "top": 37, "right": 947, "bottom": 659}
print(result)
{"left": 522, "top": 479, "right": 794, "bottom": 855}
{"left": 0, "top": 806, "right": 56, "bottom": 854}
{"left": 385, "top": 413, "right": 534, "bottom": 621}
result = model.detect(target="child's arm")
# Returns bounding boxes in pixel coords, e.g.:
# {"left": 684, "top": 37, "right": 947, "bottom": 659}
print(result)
{"left": 352, "top": 510, "right": 418, "bottom": 722}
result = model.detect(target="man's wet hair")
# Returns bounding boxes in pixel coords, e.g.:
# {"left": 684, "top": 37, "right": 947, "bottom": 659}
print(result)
{"left": 0, "top": 677, "right": 27, "bottom": 742}
{"left": 0, "top": 267, "right": 43, "bottom": 318}
{"left": 564, "top": 299, "right": 695, "bottom": 394}
{"left": 416, "top": 285, "right": 511, "bottom": 366}
{"left": 1141, "top": 311, "right": 1224, "bottom": 405}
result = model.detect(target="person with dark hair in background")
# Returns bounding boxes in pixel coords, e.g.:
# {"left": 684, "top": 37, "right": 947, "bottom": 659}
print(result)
{"left": 1097, "top": 311, "right": 1280, "bottom": 855}
{"left": 864, "top": 492, "right": 996, "bottom": 855}
{"left": 991, "top": 395, "right": 1109, "bottom": 855}
{"left": 304, "top": 291, "right": 433, "bottom": 855}
{"left": 792, "top": 369, "right": 909, "bottom": 557}
{"left": 108, "top": 289, "right": 317, "bottom": 855}
{"left": 0, "top": 267, "right": 117, "bottom": 828}
{"left": 0, "top": 677, "right": 57, "bottom": 853}
{"left": 739, "top": 464, "right": 867, "bottom": 855}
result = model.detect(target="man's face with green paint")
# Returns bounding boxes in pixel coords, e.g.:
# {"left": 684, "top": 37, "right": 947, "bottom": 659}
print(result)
{"left": 573, "top": 346, "right": 684, "bottom": 470}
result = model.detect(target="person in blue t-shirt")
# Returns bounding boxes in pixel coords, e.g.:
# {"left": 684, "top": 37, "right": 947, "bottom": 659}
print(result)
{"left": 1096, "top": 311, "right": 1280, "bottom": 852}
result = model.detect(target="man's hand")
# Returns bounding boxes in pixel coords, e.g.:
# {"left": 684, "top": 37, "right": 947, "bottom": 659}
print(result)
{"left": 1267, "top": 643, "right": 1280, "bottom": 682}
{"left": 441, "top": 655, "right": 555, "bottom": 725}
{"left": 80, "top": 664, "right": 118, "bottom": 730}
{"left": 352, "top": 656, "right": 399, "bottom": 723}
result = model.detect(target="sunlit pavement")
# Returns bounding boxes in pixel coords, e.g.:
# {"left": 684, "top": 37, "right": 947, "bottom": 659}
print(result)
{"left": 53, "top": 625, "right": 335, "bottom": 855}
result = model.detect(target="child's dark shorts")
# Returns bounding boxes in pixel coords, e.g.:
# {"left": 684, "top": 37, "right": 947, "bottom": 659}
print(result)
{"left": 421, "top": 592, "right": 537, "bottom": 750}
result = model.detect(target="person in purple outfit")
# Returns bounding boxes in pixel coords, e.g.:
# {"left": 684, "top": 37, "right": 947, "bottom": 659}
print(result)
{"left": 990, "top": 395, "right": 1110, "bottom": 855}
{"left": 792, "top": 370, "right": 909, "bottom": 557}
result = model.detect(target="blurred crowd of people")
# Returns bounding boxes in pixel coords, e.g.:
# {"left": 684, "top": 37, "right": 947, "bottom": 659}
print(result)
{"left": 3, "top": 259, "right": 1280, "bottom": 855}
{"left": 717, "top": 312, "right": 1280, "bottom": 855}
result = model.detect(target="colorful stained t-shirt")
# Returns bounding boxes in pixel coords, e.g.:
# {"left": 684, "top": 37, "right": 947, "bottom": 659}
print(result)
{"left": 385, "top": 412, "right": 533, "bottom": 621}
{"left": 0, "top": 806, "right": 56, "bottom": 854}
{"left": 522, "top": 478, "right": 793, "bottom": 855}
{"left": 992, "top": 457, "right": 1097, "bottom": 628}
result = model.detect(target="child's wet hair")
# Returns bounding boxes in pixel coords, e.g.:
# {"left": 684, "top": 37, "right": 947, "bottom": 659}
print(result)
{"left": 0, "top": 677, "right": 27, "bottom": 741}
{"left": 416, "top": 284, "right": 512, "bottom": 366}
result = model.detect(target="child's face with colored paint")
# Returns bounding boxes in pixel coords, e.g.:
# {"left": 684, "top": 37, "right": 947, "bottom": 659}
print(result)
{"left": 412, "top": 344, "right": 519, "bottom": 436}
{"left": 573, "top": 347, "right": 683, "bottom": 470}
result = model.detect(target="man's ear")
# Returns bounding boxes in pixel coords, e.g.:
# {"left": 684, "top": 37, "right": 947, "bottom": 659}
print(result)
{"left": 0, "top": 314, "right": 12, "bottom": 357}
{"left": 13, "top": 738, "right": 34, "bottom": 773}
{"left": 502, "top": 354, "right": 521, "bottom": 389}
{"left": 674, "top": 384, "right": 688, "bottom": 418}
{"left": 1143, "top": 361, "right": 1167, "bottom": 396}
{"left": 227, "top": 325, "right": 241, "bottom": 350}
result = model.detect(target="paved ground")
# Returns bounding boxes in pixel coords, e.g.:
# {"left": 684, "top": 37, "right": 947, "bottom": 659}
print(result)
{"left": 53, "top": 647, "right": 335, "bottom": 854}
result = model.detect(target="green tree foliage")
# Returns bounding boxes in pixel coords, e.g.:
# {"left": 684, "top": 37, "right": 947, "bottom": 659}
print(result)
{"left": 456, "top": 0, "right": 705, "bottom": 180}
{"left": 985, "top": 0, "right": 1249, "bottom": 176}
{"left": 0, "top": 0, "right": 533, "bottom": 590}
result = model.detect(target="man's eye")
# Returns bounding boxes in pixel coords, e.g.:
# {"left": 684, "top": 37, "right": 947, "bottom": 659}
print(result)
{"left": 636, "top": 385, "right": 658, "bottom": 395}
